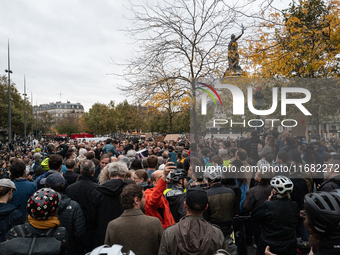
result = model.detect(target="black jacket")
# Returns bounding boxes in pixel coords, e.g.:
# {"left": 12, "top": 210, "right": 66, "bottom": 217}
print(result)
{"left": 0, "top": 203, "right": 22, "bottom": 243}
{"left": 243, "top": 182, "right": 272, "bottom": 213}
{"left": 65, "top": 175, "right": 98, "bottom": 252}
{"left": 58, "top": 195, "right": 86, "bottom": 255}
{"left": 165, "top": 185, "right": 186, "bottom": 223}
{"left": 65, "top": 175, "right": 99, "bottom": 226}
{"left": 245, "top": 136, "right": 262, "bottom": 161}
{"left": 289, "top": 173, "right": 309, "bottom": 210}
{"left": 251, "top": 197, "right": 299, "bottom": 255}
{"left": 63, "top": 171, "right": 79, "bottom": 186}
{"left": 91, "top": 178, "right": 127, "bottom": 247}
{"left": 319, "top": 176, "right": 340, "bottom": 192}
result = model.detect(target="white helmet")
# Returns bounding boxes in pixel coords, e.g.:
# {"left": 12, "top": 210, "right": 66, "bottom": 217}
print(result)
{"left": 204, "top": 167, "right": 223, "bottom": 182}
{"left": 86, "top": 245, "right": 135, "bottom": 255}
{"left": 270, "top": 176, "right": 294, "bottom": 194}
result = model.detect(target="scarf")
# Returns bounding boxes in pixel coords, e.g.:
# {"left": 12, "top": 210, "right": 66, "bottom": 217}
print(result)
{"left": 28, "top": 216, "right": 60, "bottom": 229}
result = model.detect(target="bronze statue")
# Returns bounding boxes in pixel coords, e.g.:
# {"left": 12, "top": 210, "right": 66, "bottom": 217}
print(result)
{"left": 227, "top": 24, "right": 244, "bottom": 72}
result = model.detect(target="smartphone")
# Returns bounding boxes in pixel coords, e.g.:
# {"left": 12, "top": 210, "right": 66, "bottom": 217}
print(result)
{"left": 168, "top": 152, "right": 177, "bottom": 170}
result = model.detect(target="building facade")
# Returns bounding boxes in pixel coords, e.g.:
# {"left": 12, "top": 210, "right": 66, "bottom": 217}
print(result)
{"left": 34, "top": 101, "right": 84, "bottom": 120}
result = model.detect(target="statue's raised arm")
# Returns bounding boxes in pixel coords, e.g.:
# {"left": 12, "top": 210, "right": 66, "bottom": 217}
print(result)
{"left": 235, "top": 24, "right": 244, "bottom": 41}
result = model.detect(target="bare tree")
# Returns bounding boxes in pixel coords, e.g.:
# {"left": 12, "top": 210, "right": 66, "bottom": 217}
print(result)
{"left": 114, "top": 0, "right": 253, "bottom": 142}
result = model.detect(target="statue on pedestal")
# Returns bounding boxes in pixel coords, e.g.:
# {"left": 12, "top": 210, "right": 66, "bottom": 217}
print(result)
{"left": 226, "top": 24, "right": 244, "bottom": 74}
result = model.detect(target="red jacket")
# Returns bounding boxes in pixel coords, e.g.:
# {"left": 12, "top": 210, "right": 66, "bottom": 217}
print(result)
{"left": 145, "top": 178, "right": 175, "bottom": 229}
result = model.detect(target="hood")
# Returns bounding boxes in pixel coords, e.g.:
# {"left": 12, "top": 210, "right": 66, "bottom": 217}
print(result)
{"left": 96, "top": 179, "right": 127, "bottom": 196}
{"left": 57, "top": 194, "right": 71, "bottom": 214}
{"left": 320, "top": 176, "right": 340, "bottom": 189}
{"left": 0, "top": 203, "right": 17, "bottom": 220}
{"left": 175, "top": 216, "right": 213, "bottom": 255}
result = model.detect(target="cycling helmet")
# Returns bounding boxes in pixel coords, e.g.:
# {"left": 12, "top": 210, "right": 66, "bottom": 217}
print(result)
{"left": 304, "top": 192, "right": 340, "bottom": 235}
{"left": 86, "top": 244, "right": 135, "bottom": 255}
{"left": 214, "top": 249, "right": 231, "bottom": 255}
{"left": 169, "top": 169, "right": 187, "bottom": 182}
{"left": 27, "top": 188, "right": 59, "bottom": 219}
{"left": 270, "top": 175, "right": 294, "bottom": 194}
{"left": 257, "top": 159, "right": 271, "bottom": 172}
{"left": 331, "top": 189, "right": 340, "bottom": 198}
{"left": 204, "top": 167, "right": 223, "bottom": 183}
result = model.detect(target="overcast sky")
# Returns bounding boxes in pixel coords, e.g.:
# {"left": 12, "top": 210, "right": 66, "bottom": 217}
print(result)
{"left": 0, "top": 0, "right": 289, "bottom": 112}
{"left": 0, "top": 0, "right": 133, "bottom": 111}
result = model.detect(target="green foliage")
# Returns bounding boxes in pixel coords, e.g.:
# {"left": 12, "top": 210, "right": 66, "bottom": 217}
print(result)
{"left": 0, "top": 75, "right": 35, "bottom": 137}
{"left": 54, "top": 116, "right": 81, "bottom": 135}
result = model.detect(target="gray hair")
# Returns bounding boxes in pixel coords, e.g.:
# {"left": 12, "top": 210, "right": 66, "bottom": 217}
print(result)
{"left": 181, "top": 151, "right": 189, "bottom": 158}
{"left": 158, "top": 156, "right": 164, "bottom": 165}
{"left": 46, "top": 143, "right": 55, "bottom": 153}
{"left": 107, "top": 161, "right": 128, "bottom": 177}
{"left": 33, "top": 153, "right": 42, "bottom": 162}
{"left": 126, "top": 150, "right": 136, "bottom": 158}
{"left": 219, "top": 149, "right": 229, "bottom": 157}
{"left": 80, "top": 160, "right": 95, "bottom": 176}
{"left": 119, "top": 156, "right": 130, "bottom": 168}
{"left": 79, "top": 148, "right": 87, "bottom": 156}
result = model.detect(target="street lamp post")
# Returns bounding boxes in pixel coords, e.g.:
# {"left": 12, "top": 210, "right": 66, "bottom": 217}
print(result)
{"left": 253, "top": 87, "right": 264, "bottom": 135}
{"left": 5, "top": 41, "right": 12, "bottom": 143}
{"left": 23, "top": 76, "right": 27, "bottom": 144}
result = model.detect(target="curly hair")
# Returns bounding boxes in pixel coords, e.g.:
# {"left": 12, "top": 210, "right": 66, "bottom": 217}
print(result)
{"left": 120, "top": 184, "right": 143, "bottom": 210}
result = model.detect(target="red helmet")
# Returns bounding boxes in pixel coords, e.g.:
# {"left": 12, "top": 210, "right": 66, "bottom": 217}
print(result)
{"left": 26, "top": 188, "right": 59, "bottom": 219}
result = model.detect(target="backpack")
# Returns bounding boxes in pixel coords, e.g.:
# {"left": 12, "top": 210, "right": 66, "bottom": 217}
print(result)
{"left": 0, "top": 224, "right": 61, "bottom": 255}
{"left": 249, "top": 142, "right": 259, "bottom": 161}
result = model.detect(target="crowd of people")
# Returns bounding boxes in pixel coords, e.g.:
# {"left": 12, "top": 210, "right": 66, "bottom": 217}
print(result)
{"left": 0, "top": 129, "right": 340, "bottom": 255}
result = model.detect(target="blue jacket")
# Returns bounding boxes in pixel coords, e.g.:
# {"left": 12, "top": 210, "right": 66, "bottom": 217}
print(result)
{"left": 0, "top": 203, "right": 23, "bottom": 242}
{"left": 9, "top": 179, "right": 37, "bottom": 221}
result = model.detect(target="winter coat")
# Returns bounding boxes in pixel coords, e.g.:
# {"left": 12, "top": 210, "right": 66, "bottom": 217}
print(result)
{"left": 205, "top": 183, "right": 236, "bottom": 222}
{"left": 243, "top": 182, "right": 272, "bottom": 213}
{"left": 58, "top": 195, "right": 86, "bottom": 255}
{"left": 251, "top": 197, "right": 299, "bottom": 255}
{"left": 158, "top": 215, "right": 226, "bottom": 255}
{"left": 289, "top": 173, "right": 309, "bottom": 210}
{"left": 165, "top": 185, "right": 186, "bottom": 223}
{"left": 9, "top": 179, "right": 37, "bottom": 221}
{"left": 319, "top": 176, "right": 340, "bottom": 192}
{"left": 91, "top": 178, "right": 127, "bottom": 247}
{"left": 245, "top": 136, "right": 262, "bottom": 161}
{"left": 104, "top": 209, "right": 163, "bottom": 255}
{"left": 65, "top": 175, "right": 98, "bottom": 252}
{"left": 0, "top": 203, "right": 22, "bottom": 243}
{"left": 144, "top": 178, "right": 175, "bottom": 229}
{"left": 63, "top": 171, "right": 79, "bottom": 186}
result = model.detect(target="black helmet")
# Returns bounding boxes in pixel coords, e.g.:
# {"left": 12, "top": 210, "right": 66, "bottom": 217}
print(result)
{"left": 169, "top": 169, "right": 187, "bottom": 182}
{"left": 304, "top": 192, "right": 340, "bottom": 235}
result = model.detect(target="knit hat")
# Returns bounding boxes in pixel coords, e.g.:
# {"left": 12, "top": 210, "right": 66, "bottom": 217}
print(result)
{"left": 27, "top": 188, "right": 59, "bottom": 219}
